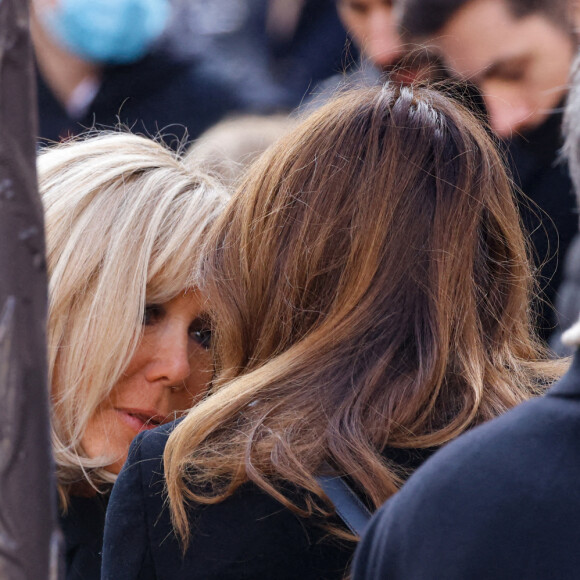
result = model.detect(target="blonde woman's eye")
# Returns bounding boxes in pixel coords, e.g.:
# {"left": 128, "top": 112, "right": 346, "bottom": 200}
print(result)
{"left": 143, "top": 304, "right": 163, "bottom": 326}
{"left": 189, "top": 318, "right": 212, "bottom": 349}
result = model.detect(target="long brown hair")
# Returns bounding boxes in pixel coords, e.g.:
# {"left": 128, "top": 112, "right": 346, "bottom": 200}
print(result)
{"left": 166, "top": 84, "right": 560, "bottom": 542}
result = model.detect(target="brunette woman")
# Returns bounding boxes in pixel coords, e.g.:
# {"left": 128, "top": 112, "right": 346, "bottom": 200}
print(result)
{"left": 102, "top": 85, "right": 561, "bottom": 579}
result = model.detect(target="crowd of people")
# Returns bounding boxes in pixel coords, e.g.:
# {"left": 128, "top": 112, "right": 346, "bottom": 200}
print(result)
{"left": 21, "top": 0, "right": 580, "bottom": 578}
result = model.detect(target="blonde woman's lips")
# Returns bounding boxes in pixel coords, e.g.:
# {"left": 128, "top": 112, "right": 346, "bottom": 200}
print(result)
{"left": 115, "top": 408, "right": 165, "bottom": 433}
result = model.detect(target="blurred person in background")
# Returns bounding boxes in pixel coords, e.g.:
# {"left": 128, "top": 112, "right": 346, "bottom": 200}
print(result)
{"left": 336, "top": 0, "right": 404, "bottom": 73}
{"left": 308, "top": 0, "right": 443, "bottom": 106}
{"left": 399, "top": 0, "right": 579, "bottom": 344}
{"left": 31, "top": 0, "right": 240, "bottom": 147}
{"left": 39, "top": 133, "right": 227, "bottom": 579}
{"left": 315, "top": 0, "right": 408, "bottom": 95}
{"left": 168, "top": 0, "right": 350, "bottom": 111}
{"left": 266, "top": 0, "right": 354, "bottom": 105}
{"left": 352, "top": 52, "right": 580, "bottom": 580}
{"left": 186, "top": 114, "right": 296, "bottom": 187}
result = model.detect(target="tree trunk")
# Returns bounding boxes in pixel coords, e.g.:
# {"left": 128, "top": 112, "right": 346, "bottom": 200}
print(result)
{"left": 0, "top": 1, "right": 61, "bottom": 578}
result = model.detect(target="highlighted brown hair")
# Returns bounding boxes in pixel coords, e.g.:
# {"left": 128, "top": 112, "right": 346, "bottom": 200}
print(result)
{"left": 165, "top": 84, "right": 560, "bottom": 543}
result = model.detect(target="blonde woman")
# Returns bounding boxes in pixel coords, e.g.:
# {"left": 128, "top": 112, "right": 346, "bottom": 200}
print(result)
{"left": 102, "top": 85, "right": 561, "bottom": 579}
{"left": 39, "top": 133, "right": 227, "bottom": 580}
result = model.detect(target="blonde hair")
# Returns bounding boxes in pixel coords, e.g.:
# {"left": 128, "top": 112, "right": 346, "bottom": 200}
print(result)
{"left": 165, "top": 84, "right": 562, "bottom": 545}
{"left": 38, "top": 132, "right": 227, "bottom": 504}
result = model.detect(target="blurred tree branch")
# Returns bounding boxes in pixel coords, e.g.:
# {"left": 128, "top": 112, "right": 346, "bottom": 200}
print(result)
{"left": 0, "top": 0, "right": 61, "bottom": 578}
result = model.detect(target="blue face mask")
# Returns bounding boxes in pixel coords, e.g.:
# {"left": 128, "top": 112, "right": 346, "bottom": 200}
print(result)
{"left": 37, "top": 0, "right": 170, "bottom": 64}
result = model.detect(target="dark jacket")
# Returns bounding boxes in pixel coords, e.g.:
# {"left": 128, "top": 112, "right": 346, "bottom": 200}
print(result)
{"left": 37, "top": 50, "right": 240, "bottom": 148}
{"left": 101, "top": 423, "right": 433, "bottom": 580}
{"left": 60, "top": 492, "right": 109, "bottom": 580}
{"left": 353, "top": 351, "right": 580, "bottom": 580}
{"left": 101, "top": 424, "right": 354, "bottom": 580}
{"left": 506, "top": 110, "right": 577, "bottom": 341}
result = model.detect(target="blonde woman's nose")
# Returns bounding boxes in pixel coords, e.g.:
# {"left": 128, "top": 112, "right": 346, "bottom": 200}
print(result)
{"left": 145, "top": 328, "right": 191, "bottom": 386}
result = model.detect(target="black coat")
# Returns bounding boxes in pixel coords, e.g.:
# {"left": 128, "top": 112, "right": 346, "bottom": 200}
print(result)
{"left": 101, "top": 424, "right": 355, "bottom": 580}
{"left": 353, "top": 351, "right": 580, "bottom": 580}
{"left": 37, "top": 50, "right": 240, "bottom": 148}
{"left": 506, "top": 110, "right": 577, "bottom": 340}
{"left": 60, "top": 492, "right": 109, "bottom": 580}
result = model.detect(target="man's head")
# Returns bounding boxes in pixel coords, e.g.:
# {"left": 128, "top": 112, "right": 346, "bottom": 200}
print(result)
{"left": 336, "top": 0, "right": 404, "bottom": 71}
{"left": 399, "top": 0, "right": 578, "bottom": 138}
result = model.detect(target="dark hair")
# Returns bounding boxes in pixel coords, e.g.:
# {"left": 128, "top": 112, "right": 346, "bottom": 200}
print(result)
{"left": 165, "top": 83, "right": 560, "bottom": 544}
{"left": 400, "top": 0, "right": 574, "bottom": 38}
